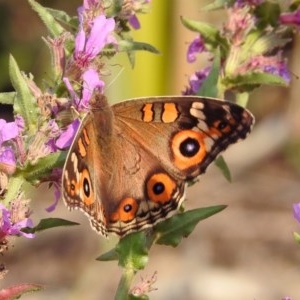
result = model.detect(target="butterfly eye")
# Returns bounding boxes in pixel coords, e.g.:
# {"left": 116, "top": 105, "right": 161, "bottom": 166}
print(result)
{"left": 179, "top": 137, "right": 200, "bottom": 157}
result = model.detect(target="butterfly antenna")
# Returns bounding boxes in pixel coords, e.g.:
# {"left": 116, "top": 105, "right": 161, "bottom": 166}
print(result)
{"left": 103, "top": 65, "right": 125, "bottom": 92}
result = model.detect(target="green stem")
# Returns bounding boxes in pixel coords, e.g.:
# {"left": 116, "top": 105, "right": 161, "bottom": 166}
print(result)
{"left": 236, "top": 92, "right": 249, "bottom": 108}
{"left": 114, "top": 267, "right": 136, "bottom": 300}
{"left": 3, "top": 175, "right": 24, "bottom": 206}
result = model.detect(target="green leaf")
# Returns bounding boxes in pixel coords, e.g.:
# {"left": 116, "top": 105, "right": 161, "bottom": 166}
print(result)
{"left": 115, "top": 231, "right": 152, "bottom": 270}
{"left": 96, "top": 248, "right": 119, "bottom": 262}
{"left": 21, "top": 151, "right": 66, "bottom": 184}
{"left": 28, "top": 0, "right": 65, "bottom": 37}
{"left": 9, "top": 55, "right": 38, "bottom": 135}
{"left": 118, "top": 40, "right": 160, "bottom": 54}
{"left": 202, "top": 0, "right": 231, "bottom": 11}
{"left": 224, "top": 72, "right": 289, "bottom": 90}
{"left": 293, "top": 232, "right": 300, "bottom": 245}
{"left": 45, "top": 8, "right": 78, "bottom": 30}
{"left": 198, "top": 49, "right": 220, "bottom": 97}
{"left": 180, "top": 16, "right": 228, "bottom": 54}
{"left": 214, "top": 155, "right": 231, "bottom": 182}
{"left": 129, "top": 294, "right": 149, "bottom": 300}
{"left": 0, "top": 283, "right": 43, "bottom": 300}
{"left": 23, "top": 218, "right": 79, "bottom": 234}
{"left": 0, "top": 92, "right": 16, "bottom": 105}
{"left": 154, "top": 205, "right": 227, "bottom": 247}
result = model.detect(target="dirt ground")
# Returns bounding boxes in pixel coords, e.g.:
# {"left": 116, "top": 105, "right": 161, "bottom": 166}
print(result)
{"left": 2, "top": 120, "right": 300, "bottom": 300}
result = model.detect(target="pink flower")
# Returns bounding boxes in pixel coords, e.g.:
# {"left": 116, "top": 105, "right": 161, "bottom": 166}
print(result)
{"left": 55, "top": 119, "right": 80, "bottom": 149}
{"left": 74, "top": 15, "right": 116, "bottom": 68}
{"left": 0, "top": 116, "right": 24, "bottom": 173}
{"left": 63, "top": 68, "right": 104, "bottom": 111}
{"left": 0, "top": 204, "right": 34, "bottom": 240}
{"left": 280, "top": 9, "right": 300, "bottom": 28}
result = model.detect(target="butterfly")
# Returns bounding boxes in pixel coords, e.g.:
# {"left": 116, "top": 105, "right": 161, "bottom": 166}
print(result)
{"left": 62, "top": 93, "right": 254, "bottom": 237}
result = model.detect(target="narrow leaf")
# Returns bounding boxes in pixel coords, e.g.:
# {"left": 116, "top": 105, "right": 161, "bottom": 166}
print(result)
{"left": 9, "top": 55, "right": 38, "bottom": 135}
{"left": 23, "top": 218, "right": 79, "bottom": 233}
{"left": 225, "top": 72, "right": 289, "bottom": 89}
{"left": 0, "top": 92, "right": 16, "bottom": 105}
{"left": 22, "top": 151, "right": 66, "bottom": 184}
{"left": 45, "top": 8, "right": 78, "bottom": 29}
{"left": 180, "top": 16, "right": 228, "bottom": 53}
{"left": 214, "top": 155, "right": 231, "bottom": 182}
{"left": 154, "top": 205, "right": 227, "bottom": 247}
{"left": 198, "top": 48, "right": 220, "bottom": 97}
{"left": 118, "top": 40, "right": 160, "bottom": 54}
{"left": 28, "top": 0, "right": 65, "bottom": 37}
{"left": 96, "top": 248, "right": 119, "bottom": 262}
{"left": 293, "top": 232, "right": 300, "bottom": 245}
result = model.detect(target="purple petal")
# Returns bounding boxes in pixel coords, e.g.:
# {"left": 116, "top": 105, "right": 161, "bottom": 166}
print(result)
{"left": 187, "top": 35, "right": 206, "bottom": 63}
{"left": 46, "top": 183, "right": 61, "bottom": 212}
{"left": 85, "top": 15, "right": 116, "bottom": 58}
{"left": 81, "top": 69, "right": 104, "bottom": 106}
{"left": 0, "top": 148, "right": 16, "bottom": 167}
{"left": 55, "top": 119, "right": 80, "bottom": 149}
{"left": 293, "top": 203, "right": 300, "bottom": 223}
{"left": 11, "top": 218, "right": 35, "bottom": 238}
{"left": 75, "top": 28, "right": 86, "bottom": 56}
{"left": 63, "top": 77, "right": 81, "bottom": 107}
{"left": 128, "top": 14, "right": 141, "bottom": 29}
{"left": 0, "top": 119, "right": 19, "bottom": 144}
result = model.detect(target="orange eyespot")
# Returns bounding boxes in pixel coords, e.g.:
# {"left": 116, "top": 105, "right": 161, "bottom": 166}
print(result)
{"left": 110, "top": 197, "right": 139, "bottom": 223}
{"left": 146, "top": 173, "right": 176, "bottom": 203}
{"left": 171, "top": 130, "right": 206, "bottom": 170}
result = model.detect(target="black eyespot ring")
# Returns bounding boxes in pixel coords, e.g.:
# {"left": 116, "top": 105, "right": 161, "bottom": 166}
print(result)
{"left": 179, "top": 137, "right": 200, "bottom": 157}
{"left": 123, "top": 204, "right": 132, "bottom": 212}
{"left": 83, "top": 178, "right": 90, "bottom": 197}
{"left": 153, "top": 182, "right": 165, "bottom": 195}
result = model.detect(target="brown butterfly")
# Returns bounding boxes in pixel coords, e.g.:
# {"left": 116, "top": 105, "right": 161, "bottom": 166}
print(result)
{"left": 62, "top": 93, "right": 254, "bottom": 237}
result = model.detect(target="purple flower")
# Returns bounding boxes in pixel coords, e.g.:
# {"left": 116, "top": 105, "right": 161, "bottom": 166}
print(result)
{"left": 280, "top": 9, "right": 300, "bottom": 28}
{"left": 0, "top": 204, "right": 34, "bottom": 239}
{"left": 63, "top": 68, "right": 104, "bottom": 111}
{"left": 183, "top": 67, "right": 210, "bottom": 95}
{"left": 46, "top": 181, "right": 61, "bottom": 212}
{"left": 0, "top": 117, "right": 24, "bottom": 173}
{"left": 293, "top": 203, "right": 300, "bottom": 223}
{"left": 55, "top": 119, "right": 80, "bottom": 149}
{"left": 128, "top": 14, "right": 141, "bottom": 29}
{"left": 187, "top": 35, "right": 206, "bottom": 63}
{"left": 264, "top": 63, "right": 290, "bottom": 83}
{"left": 74, "top": 15, "right": 116, "bottom": 68}
{"left": 0, "top": 119, "right": 19, "bottom": 145}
